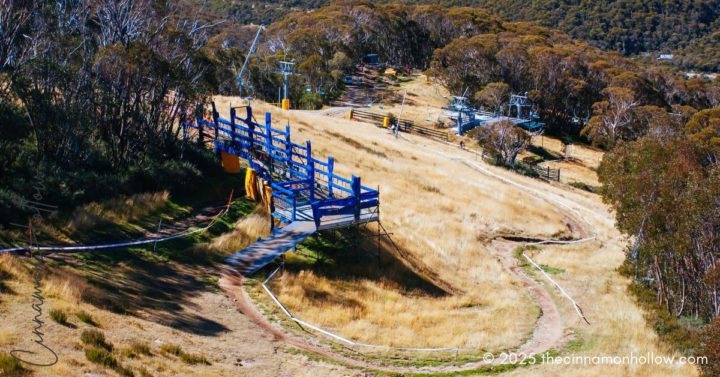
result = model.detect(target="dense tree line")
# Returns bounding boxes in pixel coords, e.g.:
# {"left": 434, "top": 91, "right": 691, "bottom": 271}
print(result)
{"left": 235, "top": 0, "right": 720, "bottom": 72}
{"left": 0, "top": 0, "right": 233, "bottom": 225}
{"left": 597, "top": 107, "right": 720, "bottom": 375}
{"left": 250, "top": 1, "right": 718, "bottom": 133}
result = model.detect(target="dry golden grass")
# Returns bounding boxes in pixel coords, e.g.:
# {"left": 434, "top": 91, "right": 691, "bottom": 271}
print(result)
{"left": 567, "top": 143, "right": 604, "bottom": 170}
{"left": 0, "top": 250, "right": 350, "bottom": 376}
{"left": 504, "top": 241, "right": 698, "bottom": 376}
{"left": 362, "top": 74, "right": 452, "bottom": 128}
{"left": 68, "top": 191, "right": 171, "bottom": 232}
{"left": 530, "top": 135, "right": 566, "bottom": 157}
{"left": 42, "top": 268, "right": 89, "bottom": 303}
{"left": 543, "top": 159, "right": 601, "bottom": 187}
{"left": 214, "top": 96, "right": 700, "bottom": 375}
{"left": 208, "top": 206, "right": 269, "bottom": 254}
{"left": 0, "top": 254, "right": 27, "bottom": 281}
{"left": 273, "top": 266, "right": 538, "bottom": 349}
{"left": 214, "top": 96, "right": 576, "bottom": 350}
{"left": 525, "top": 135, "right": 604, "bottom": 187}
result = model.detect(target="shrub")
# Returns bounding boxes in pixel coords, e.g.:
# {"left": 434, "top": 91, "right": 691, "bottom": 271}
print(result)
{"left": 298, "top": 92, "right": 324, "bottom": 110}
{"left": 159, "top": 343, "right": 210, "bottom": 365}
{"left": 81, "top": 329, "right": 112, "bottom": 351}
{"left": 114, "top": 365, "right": 135, "bottom": 377}
{"left": 49, "top": 308, "right": 69, "bottom": 326}
{"left": 122, "top": 342, "right": 153, "bottom": 358}
{"left": 180, "top": 352, "right": 210, "bottom": 365}
{"left": 85, "top": 347, "right": 117, "bottom": 368}
{"left": 569, "top": 181, "right": 598, "bottom": 193}
{"left": 0, "top": 352, "right": 26, "bottom": 376}
{"left": 76, "top": 310, "right": 99, "bottom": 327}
{"left": 159, "top": 343, "right": 183, "bottom": 356}
{"left": 137, "top": 366, "right": 152, "bottom": 377}
{"left": 514, "top": 163, "right": 540, "bottom": 178}
{"left": 701, "top": 316, "right": 720, "bottom": 376}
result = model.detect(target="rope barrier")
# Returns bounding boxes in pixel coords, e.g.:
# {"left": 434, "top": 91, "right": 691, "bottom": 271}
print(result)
{"left": 261, "top": 263, "right": 460, "bottom": 352}
{"left": 522, "top": 253, "right": 591, "bottom": 325}
{"left": 0, "top": 200, "right": 232, "bottom": 254}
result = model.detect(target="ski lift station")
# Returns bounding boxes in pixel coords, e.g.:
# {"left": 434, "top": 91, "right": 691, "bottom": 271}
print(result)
{"left": 444, "top": 93, "right": 545, "bottom": 135}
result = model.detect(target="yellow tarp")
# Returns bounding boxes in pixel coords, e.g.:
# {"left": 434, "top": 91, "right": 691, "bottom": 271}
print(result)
{"left": 262, "top": 184, "right": 273, "bottom": 212}
{"left": 245, "top": 168, "right": 258, "bottom": 201}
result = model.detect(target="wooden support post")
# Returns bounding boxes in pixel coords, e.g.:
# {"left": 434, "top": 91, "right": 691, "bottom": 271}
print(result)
{"left": 327, "top": 156, "right": 335, "bottom": 198}
{"left": 306, "top": 140, "right": 314, "bottom": 202}
{"left": 229, "top": 107, "right": 237, "bottom": 144}
{"left": 265, "top": 113, "right": 272, "bottom": 150}
{"left": 195, "top": 103, "right": 204, "bottom": 144}
{"left": 265, "top": 112, "right": 273, "bottom": 173}
{"left": 181, "top": 117, "right": 187, "bottom": 158}
{"left": 352, "top": 175, "right": 361, "bottom": 222}
{"left": 247, "top": 107, "right": 255, "bottom": 165}
{"left": 557, "top": 168, "right": 560, "bottom": 182}
{"left": 285, "top": 124, "right": 292, "bottom": 167}
{"left": 211, "top": 102, "right": 220, "bottom": 141}
{"left": 245, "top": 105, "right": 253, "bottom": 126}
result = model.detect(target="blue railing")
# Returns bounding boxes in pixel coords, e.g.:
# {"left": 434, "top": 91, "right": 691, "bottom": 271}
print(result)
{"left": 181, "top": 104, "right": 379, "bottom": 229}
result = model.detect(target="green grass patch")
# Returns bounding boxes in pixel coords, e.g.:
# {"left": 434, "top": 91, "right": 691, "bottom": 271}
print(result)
{"left": 539, "top": 264, "right": 565, "bottom": 275}
{"left": 49, "top": 308, "right": 70, "bottom": 326}
{"left": 0, "top": 352, "right": 27, "bottom": 376}
{"left": 122, "top": 341, "right": 153, "bottom": 359}
{"left": 85, "top": 346, "right": 118, "bottom": 368}
{"left": 81, "top": 329, "right": 113, "bottom": 351}
{"left": 569, "top": 181, "right": 599, "bottom": 193}
{"left": 627, "top": 282, "right": 701, "bottom": 356}
{"left": 159, "top": 343, "right": 183, "bottom": 356}
{"left": 179, "top": 352, "right": 210, "bottom": 365}
{"left": 513, "top": 246, "right": 538, "bottom": 275}
{"left": 85, "top": 343, "right": 135, "bottom": 376}
{"left": 76, "top": 310, "right": 99, "bottom": 327}
{"left": 201, "top": 274, "right": 220, "bottom": 290}
{"left": 160, "top": 343, "right": 210, "bottom": 365}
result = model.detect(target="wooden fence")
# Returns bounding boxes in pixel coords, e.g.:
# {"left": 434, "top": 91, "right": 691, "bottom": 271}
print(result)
{"left": 531, "top": 165, "right": 560, "bottom": 181}
{"left": 477, "top": 150, "right": 561, "bottom": 182}
{"left": 350, "top": 109, "right": 449, "bottom": 142}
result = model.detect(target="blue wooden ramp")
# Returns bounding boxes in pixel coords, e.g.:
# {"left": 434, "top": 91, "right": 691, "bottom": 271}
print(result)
{"left": 226, "top": 221, "right": 317, "bottom": 276}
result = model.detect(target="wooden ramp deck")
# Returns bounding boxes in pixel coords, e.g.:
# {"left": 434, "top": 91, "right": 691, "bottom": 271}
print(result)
{"left": 226, "top": 221, "right": 317, "bottom": 276}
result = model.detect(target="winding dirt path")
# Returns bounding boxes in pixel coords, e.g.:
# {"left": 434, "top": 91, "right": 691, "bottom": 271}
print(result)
{"left": 219, "top": 134, "right": 611, "bottom": 374}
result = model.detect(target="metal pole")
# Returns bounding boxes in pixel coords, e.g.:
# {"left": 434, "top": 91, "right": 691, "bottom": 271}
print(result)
{"left": 283, "top": 73, "right": 289, "bottom": 100}
{"left": 395, "top": 90, "right": 407, "bottom": 139}
{"left": 153, "top": 220, "right": 162, "bottom": 253}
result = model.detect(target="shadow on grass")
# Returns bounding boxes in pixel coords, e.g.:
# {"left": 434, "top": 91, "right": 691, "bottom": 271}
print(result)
{"left": 281, "top": 226, "right": 449, "bottom": 298}
{"left": 527, "top": 144, "right": 562, "bottom": 161}
{"left": 48, "top": 195, "right": 257, "bottom": 337}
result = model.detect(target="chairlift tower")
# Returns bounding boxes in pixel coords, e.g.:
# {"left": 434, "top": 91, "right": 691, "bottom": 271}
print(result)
{"left": 236, "top": 25, "right": 265, "bottom": 95}
{"left": 509, "top": 92, "right": 532, "bottom": 120}
{"left": 278, "top": 60, "right": 295, "bottom": 110}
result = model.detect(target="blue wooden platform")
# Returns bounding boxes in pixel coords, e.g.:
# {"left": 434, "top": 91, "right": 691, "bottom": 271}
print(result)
{"left": 225, "top": 221, "right": 316, "bottom": 276}
{"left": 182, "top": 103, "right": 380, "bottom": 275}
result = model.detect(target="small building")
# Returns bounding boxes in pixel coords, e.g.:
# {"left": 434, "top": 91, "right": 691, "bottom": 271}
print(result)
{"left": 364, "top": 54, "right": 379, "bottom": 65}
{"left": 658, "top": 54, "right": 674, "bottom": 60}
